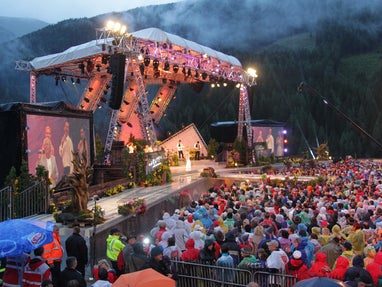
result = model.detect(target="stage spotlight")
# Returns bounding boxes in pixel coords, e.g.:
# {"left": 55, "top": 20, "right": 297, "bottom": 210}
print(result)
{"left": 144, "top": 56, "right": 151, "bottom": 66}
{"left": 164, "top": 60, "right": 170, "bottom": 71}
{"left": 139, "top": 63, "right": 145, "bottom": 75}
{"left": 153, "top": 59, "right": 160, "bottom": 70}
{"left": 78, "top": 63, "right": 85, "bottom": 74}
{"left": 87, "top": 60, "right": 94, "bottom": 73}
{"left": 173, "top": 64, "right": 179, "bottom": 73}
{"left": 101, "top": 55, "right": 109, "bottom": 64}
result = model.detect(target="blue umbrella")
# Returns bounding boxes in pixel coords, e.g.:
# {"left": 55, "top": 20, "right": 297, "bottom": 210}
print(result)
{"left": 293, "top": 277, "right": 348, "bottom": 287}
{"left": 0, "top": 219, "right": 54, "bottom": 257}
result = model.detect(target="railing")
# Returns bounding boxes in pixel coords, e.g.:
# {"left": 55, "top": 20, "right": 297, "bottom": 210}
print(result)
{"left": 0, "top": 182, "right": 49, "bottom": 222}
{"left": 171, "top": 260, "right": 298, "bottom": 287}
{"left": 0, "top": 186, "right": 12, "bottom": 222}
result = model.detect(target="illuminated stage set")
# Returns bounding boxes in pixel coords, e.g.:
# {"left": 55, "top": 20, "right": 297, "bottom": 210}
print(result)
{"left": 1, "top": 24, "right": 257, "bottom": 184}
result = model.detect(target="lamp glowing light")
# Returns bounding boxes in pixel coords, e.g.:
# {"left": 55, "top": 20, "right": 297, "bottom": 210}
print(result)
{"left": 247, "top": 68, "right": 258, "bottom": 78}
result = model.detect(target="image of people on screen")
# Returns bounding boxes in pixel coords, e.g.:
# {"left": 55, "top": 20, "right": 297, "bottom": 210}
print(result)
{"left": 77, "top": 127, "right": 89, "bottom": 165}
{"left": 59, "top": 120, "right": 74, "bottom": 176}
{"left": 41, "top": 125, "right": 55, "bottom": 156}
{"left": 276, "top": 131, "right": 284, "bottom": 157}
{"left": 256, "top": 130, "right": 264, "bottom": 142}
{"left": 38, "top": 138, "right": 59, "bottom": 186}
{"left": 266, "top": 128, "right": 274, "bottom": 154}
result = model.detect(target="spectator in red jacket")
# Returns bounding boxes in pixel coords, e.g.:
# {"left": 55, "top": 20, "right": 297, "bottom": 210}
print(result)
{"left": 366, "top": 251, "right": 382, "bottom": 285}
{"left": 329, "top": 255, "right": 349, "bottom": 281}
{"left": 93, "top": 259, "right": 117, "bottom": 283}
{"left": 181, "top": 238, "right": 200, "bottom": 262}
{"left": 307, "top": 252, "right": 331, "bottom": 278}
{"left": 285, "top": 250, "right": 309, "bottom": 281}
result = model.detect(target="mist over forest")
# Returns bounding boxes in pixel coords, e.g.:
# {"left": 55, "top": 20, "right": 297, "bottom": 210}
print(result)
{"left": 1, "top": 0, "right": 382, "bottom": 158}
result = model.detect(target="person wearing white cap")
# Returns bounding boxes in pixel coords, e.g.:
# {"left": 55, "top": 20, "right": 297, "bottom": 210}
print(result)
{"left": 285, "top": 250, "right": 309, "bottom": 281}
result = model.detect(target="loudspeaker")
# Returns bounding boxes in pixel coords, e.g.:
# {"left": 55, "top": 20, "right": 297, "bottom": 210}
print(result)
{"left": 109, "top": 54, "right": 126, "bottom": 110}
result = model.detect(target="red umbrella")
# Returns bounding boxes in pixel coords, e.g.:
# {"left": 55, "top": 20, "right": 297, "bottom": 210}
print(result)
{"left": 112, "top": 268, "right": 175, "bottom": 287}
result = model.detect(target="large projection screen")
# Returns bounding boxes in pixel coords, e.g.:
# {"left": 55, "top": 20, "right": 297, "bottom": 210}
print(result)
{"left": 252, "top": 126, "right": 284, "bottom": 157}
{"left": 26, "top": 114, "right": 92, "bottom": 186}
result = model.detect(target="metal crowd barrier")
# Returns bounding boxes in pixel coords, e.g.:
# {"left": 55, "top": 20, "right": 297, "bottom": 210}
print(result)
{"left": 0, "top": 182, "right": 48, "bottom": 221}
{"left": 170, "top": 260, "right": 298, "bottom": 287}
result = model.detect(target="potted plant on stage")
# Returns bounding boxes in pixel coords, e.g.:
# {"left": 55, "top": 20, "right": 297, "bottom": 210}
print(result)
{"left": 118, "top": 198, "right": 147, "bottom": 216}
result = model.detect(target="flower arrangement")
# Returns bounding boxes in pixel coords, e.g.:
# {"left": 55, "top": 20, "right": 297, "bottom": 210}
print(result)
{"left": 118, "top": 198, "right": 147, "bottom": 216}
{"left": 104, "top": 184, "right": 124, "bottom": 197}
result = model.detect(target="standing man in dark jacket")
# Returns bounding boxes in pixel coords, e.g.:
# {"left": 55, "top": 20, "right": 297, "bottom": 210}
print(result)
{"left": 58, "top": 257, "right": 86, "bottom": 287}
{"left": 65, "top": 226, "right": 88, "bottom": 277}
{"left": 141, "top": 247, "right": 173, "bottom": 279}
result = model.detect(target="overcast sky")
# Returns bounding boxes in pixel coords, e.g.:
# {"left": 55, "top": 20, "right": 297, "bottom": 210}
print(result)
{"left": 0, "top": 0, "right": 183, "bottom": 23}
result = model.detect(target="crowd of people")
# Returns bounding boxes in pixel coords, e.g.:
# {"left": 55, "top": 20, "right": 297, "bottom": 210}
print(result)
{"left": 103, "top": 158, "right": 382, "bottom": 287}
{"left": 3, "top": 157, "right": 382, "bottom": 287}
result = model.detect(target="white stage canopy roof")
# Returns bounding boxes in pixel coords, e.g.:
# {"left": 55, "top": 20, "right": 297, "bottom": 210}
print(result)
{"left": 29, "top": 27, "right": 242, "bottom": 71}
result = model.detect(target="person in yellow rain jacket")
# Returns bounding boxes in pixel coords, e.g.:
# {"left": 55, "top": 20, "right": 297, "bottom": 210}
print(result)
{"left": 106, "top": 228, "right": 125, "bottom": 276}
{"left": 43, "top": 225, "right": 63, "bottom": 286}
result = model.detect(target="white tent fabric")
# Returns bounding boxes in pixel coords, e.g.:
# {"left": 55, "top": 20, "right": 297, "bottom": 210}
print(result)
{"left": 30, "top": 39, "right": 103, "bottom": 70}
{"left": 131, "top": 27, "right": 242, "bottom": 66}
{"left": 29, "top": 27, "right": 242, "bottom": 71}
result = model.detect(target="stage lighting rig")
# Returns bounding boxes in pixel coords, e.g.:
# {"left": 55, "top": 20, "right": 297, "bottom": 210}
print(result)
{"left": 96, "top": 20, "right": 134, "bottom": 54}
{"left": 246, "top": 67, "right": 258, "bottom": 86}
